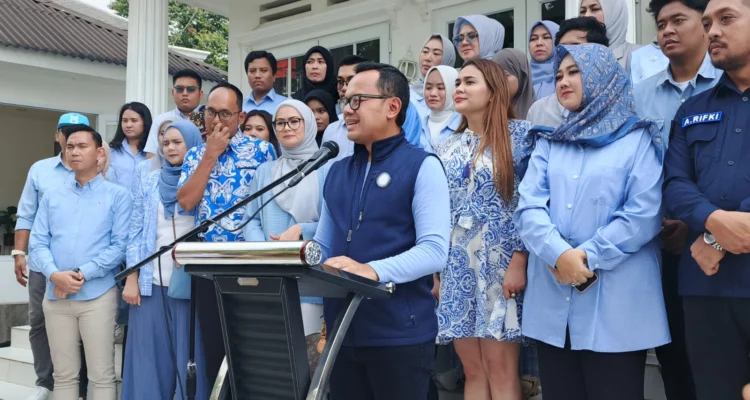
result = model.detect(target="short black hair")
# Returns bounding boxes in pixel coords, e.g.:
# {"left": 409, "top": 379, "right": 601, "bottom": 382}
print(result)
{"left": 647, "top": 0, "right": 709, "bottom": 22}
{"left": 208, "top": 81, "right": 244, "bottom": 111}
{"left": 556, "top": 17, "right": 610, "bottom": 47}
{"left": 339, "top": 55, "right": 368, "bottom": 68}
{"left": 354, "top": 62, "right": 410, "bottom": 128}
{"left": 63, "top": 124, "right": 103, "bottom": 147}
{"left": 244, "top": 51, "right": 278, "bottom": 75}
{"left": 173, "top": 69, "right": 203, "bottom": 89}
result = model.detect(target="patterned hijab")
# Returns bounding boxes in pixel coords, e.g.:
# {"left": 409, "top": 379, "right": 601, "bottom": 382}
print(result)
{"left": 409, "top": 34, "right": 457, "bottom": 95}
{"left": 528, "top": 21, "right": 560, "bottom": 100}
{"left": 271, "top": 100, "right": 320, "bottom": 224}
{"left": 159, "top": 121, "right": 203, "bottom": 218}
{"left": 538, "top": 44, "right": 665, "bottom": 159}
{"left": 453, "top": 15, "right": 505, "bottom": 60}
{"left": 492, "top": 49, "right": 535, "bottom": 119}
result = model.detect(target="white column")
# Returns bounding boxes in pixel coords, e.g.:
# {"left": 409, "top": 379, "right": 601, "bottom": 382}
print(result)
{"left": 126, "top": 0, "right": 169, "bottom": 116}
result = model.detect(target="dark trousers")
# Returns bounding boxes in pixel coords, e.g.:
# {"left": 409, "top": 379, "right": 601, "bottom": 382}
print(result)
{"left": 329, "top": 341, "right": 435, "bottom": 400}
{"left": 684, "top": 296, "right": 750, "bottom": 400}
{"left": 655, "top": 252, "right": 697, "bottom": 400}
{"left": 195, "top": 277, "right": 226, "bottom": 393}
{"left": 537, "top": 332, "right": 646, "bottom": 400}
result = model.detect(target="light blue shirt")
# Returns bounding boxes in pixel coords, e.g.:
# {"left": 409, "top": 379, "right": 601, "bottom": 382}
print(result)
{"left": 321, "top": 118, "right": 352, "bottom": 163}
{"left": 634, "top": 54, "right": 722, "bottom": 137}
{"left": 16, "top": 155, "right": 74, "bottom": 272}
{"left": 410, "top": 88, "right": 430, "bottom": 119}
{"left": 514, "top": 132, "right": 670, "bottom": 352}
{"left": 420, "top": 112, "right": 461, "bottom": 153}
{"left": 242, "top": 88, "right": 288, "bottom": 114}
{"left": 29, "top": 175, "right": 132, "bottom": 300}
{"left": 109, "top": 142, "right": 148, "bottom": 191}
{"left": 145, "top": 108, "right": 191, "bottom": 155}
{"left": 313, "top": 156, "right": 450, "bottom": 284}
{"left": 630, "top": 41, "right": 670, "bottom": 86}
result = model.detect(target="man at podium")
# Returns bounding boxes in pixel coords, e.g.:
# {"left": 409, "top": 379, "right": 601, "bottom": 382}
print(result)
{"left": 312, "top": 62, "right": 451, "bottom": 400}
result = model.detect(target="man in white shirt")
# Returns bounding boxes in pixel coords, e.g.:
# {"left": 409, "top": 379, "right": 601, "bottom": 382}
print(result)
{"left": 322, "top": 55, "right": 367, "bottom": 161}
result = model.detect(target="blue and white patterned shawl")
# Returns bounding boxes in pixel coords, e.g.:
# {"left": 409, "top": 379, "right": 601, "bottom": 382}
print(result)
{"left": 537, "top": 44, "right": 665, "bottom": 160}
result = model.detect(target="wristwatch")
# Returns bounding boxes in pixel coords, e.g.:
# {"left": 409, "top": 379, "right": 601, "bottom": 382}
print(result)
{"left": 10, "top": 250, "right": 25, "bottom": 258}
{"left": 703, "top": 233, "right": 724, "bottom": 252}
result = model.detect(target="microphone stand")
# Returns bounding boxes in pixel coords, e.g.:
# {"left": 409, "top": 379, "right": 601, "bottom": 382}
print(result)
{"left": 114, "top": 161, "right": 308, "bottom": 400}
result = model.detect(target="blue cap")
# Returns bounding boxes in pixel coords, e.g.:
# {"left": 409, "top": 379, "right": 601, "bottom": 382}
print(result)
{"left": 57, "top": 113, "right": 90, "bottom": 130}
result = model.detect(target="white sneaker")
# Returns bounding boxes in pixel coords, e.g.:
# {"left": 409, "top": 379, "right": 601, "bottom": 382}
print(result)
{"left": 25, "top": 386, "right": 51, "bottom": 400}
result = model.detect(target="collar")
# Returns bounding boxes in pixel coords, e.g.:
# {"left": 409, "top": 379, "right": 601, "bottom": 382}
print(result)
{"left": 73, "top": 173, "right": 105, "bottom": 190}
{"left": 353, "top": 132, "right": 407, "bottom": 162}
{"left": 657, "top": 54, "right": 719, "bottom": 89}
{"left": 714, "top": 73, "right": 748, "bottom": 96}
{"left": 245, "top": 88, "right": 277, "bottom": 106}
{"left": 171, "top": 108, "right": 190, "bottom": 119}
{"left": 228, "top": 131, "right": 250, "bottom": 154}
{"left": 55, "top": 153, "right": 72, "bottom": 170}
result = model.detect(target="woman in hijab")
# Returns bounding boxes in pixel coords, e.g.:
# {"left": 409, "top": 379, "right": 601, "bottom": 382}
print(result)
{"left": 420, "top": 66, "right": 460, "bottom": 152}
{"left": 453, "top": 15, "right": 505, "bottom": 63}
{"left": 580, "top": 0, "right": 642, "bottom": 73}
{"left": 243, "top": 99, "right": 328, "bottom": 367}
{"left": 292, "top": 46, "right": 338, "bottom": 103}
{"left": 121, "top": 121, "right": 209, "bottom": 400}
{"left": 410, "top": 33, "right": 457, "bottom": 117}
{"left": 514, "top": 44, "right": 669, "bottom": 400}
{"left": 304, "top": 89, "right": 339, "bottom": 146}
{"left": 528, "top": 21, "right": 560, "bottom": 100}
{"left": 493, "top": 49, "right": 535, "bottom": 119}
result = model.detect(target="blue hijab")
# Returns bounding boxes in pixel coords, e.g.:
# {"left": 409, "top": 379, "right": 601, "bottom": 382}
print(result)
{"left": 529, "top": 21, "right": 559, "bottom": 100}
{"left": 538, "top": 44, "right": 665, "bottom": 159}
{"left": 159, "top": 121, "right": 203, "bottom": 218}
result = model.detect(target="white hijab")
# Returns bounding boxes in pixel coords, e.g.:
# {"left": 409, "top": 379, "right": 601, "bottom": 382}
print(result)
{"left": 271, "top": 100, "right": 320, "bottom": 224}
{"left": 453, "top": 15, "right": 506, "bottom": 60}
{"left": 424, "top": 66, "right": 459, "bottom": 119}
{"left": 596, "top": 0, "right": 629, "bottom": 59}
{"left": 409, "top": 34, "right": 457, "bottom": 95}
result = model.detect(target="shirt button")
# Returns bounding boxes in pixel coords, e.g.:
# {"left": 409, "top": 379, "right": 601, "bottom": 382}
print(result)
{"left": 567, "top": 204, "right": 573, "bottom": 209}
{"left": 573, "top": 175, "right": 579, "bottom": 180}
{"left": 736, "top": 128, "right": 743, "bottom": 133}
{"left": 721, "top": 195, "right": 728, "bottom": 201}
{"left": 743, "top": 97, "right": 749, "bottom": 102}
{"left": 566, "top": 297, "right": 570, "bottom": 302}
{"left": 595, "top": 264, "right": 600, "bottom": 268}
{"left": 728, "top": 160, "right": 735, "bottom": 166}
{"left": 680, "top": 98, "right": 686, "bottom": 103}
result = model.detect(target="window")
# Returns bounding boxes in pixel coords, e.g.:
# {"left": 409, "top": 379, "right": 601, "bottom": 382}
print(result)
{"left": 448, "top": 10, "right": 514, "bottom": 67}
{"left": 541, "top": 0, "right": 565, "bottom": 27}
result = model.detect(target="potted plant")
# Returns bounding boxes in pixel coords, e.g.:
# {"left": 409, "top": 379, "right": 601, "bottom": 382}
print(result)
{"left": 0, "top": 206, "right": 17, "bottom": 247}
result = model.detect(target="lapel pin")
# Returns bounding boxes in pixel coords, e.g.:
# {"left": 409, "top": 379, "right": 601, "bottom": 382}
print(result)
{"left": 376, "top": 172, "right": 391, "bottom": 188}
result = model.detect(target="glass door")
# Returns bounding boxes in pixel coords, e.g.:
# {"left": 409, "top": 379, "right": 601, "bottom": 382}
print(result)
{"left": 317, "top": 23, "right": 391, "bottom": 66}
{"left": 262, "top": 40, "right": 318, "bottom": 98}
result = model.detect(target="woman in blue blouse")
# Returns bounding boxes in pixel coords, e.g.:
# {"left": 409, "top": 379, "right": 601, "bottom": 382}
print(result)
{"left": 243, "top": 99, "right": 327, "bottom": 361}
{"left": 435, "top": 59, "right": 534, "bottom": 400}
{"left": 110, "top": 102, "right": 152, "bottom": 190}
{"left": 121, "top": 121, "right": 209, "bottom": 400}
{"left": 419, "top": 65, "right": 461, "bottom": 153}
{"left": 514, "top": 44, "right": 669, "bottom": 400}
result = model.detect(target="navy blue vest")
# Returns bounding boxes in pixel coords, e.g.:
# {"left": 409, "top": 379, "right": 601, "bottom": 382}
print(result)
{"left": 323, "top": 133, "right": 437, "bottom": 347}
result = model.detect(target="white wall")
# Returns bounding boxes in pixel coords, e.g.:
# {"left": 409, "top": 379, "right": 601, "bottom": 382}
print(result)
{"left": 0, "top": 257, "right": 29, "bottom": 305}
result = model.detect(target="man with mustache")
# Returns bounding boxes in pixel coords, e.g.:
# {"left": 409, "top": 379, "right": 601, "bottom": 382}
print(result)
{"left": 663, "top": 0, "right": 750, "bottom": 398}
{"left": 634, "top": 1, "right": 720, "bottom": 399}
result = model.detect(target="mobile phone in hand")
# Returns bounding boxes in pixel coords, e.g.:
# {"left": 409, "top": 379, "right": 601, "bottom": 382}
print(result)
{"left": 575, "top": 272, "right": 598, "bottom": 293}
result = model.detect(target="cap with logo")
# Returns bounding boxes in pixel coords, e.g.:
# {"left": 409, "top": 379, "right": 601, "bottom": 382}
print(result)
{"left": 57, "top": 113, "right": 90, "bottom": 130}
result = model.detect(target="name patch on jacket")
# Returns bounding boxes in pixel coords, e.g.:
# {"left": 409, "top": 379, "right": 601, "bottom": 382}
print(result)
{"left": 682, "top": 112, "right": 723, "bottom": 128}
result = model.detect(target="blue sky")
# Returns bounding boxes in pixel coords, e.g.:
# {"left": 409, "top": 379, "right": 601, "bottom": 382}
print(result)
{"left": 80, "top": 0, "right": 113, "bottom": 12}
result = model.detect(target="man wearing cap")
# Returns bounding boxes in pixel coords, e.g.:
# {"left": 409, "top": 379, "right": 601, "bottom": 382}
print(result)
{"left": 14, "top": 113, "right": 90, "bottom": 400}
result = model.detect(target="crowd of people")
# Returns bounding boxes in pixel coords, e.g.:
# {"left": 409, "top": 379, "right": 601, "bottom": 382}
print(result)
{"left": 9, "top": 0, "right": 750, "bottom": 399}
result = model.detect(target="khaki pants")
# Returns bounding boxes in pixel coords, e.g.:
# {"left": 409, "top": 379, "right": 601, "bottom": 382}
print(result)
{"left": 43, "top": 287, "right": 118, "bottom": 400}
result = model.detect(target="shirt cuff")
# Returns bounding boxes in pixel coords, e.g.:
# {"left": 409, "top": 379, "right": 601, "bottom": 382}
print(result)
{"left": 368, "top": 261, "right": 387, "bottom": 283}
{"left": 40, "top": 262, "right": 59, "bottom": 279}
{"left": 540, "top": 237, "right": 573, "bottom": 269}
{"left": 577, "top": 241, "right": 602, "bottom": 271}
{"left": 14, "top": 218, "right": 33, "bottom": 231}
{"left": 79, "top": 262, "right": 101, "bottom": 281}
{"left": 693, "top": 202, "right": 721, "bottom": 232}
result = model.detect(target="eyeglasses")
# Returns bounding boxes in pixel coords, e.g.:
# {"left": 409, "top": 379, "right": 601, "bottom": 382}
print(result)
{"left": 453, "top": 32, "right": 479, "bottom": 45}
{"left": 204, "top": 108, "right": 239, "bottom": 121}
{"left": 174, "top": 85, "right": 198, "bottom": 93}
{"left": 341, "top": 94, "right": 391, "bottom": 111}
{"left": 274, "top": 118, "right": 302, "bottom": 131}
{"left": 337, "top": 78, "right": 352, "bottom": 89}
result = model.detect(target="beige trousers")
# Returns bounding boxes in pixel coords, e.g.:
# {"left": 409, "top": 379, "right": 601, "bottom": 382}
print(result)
{"left": 43, "top": 287, "right": 118, "bottom": 400}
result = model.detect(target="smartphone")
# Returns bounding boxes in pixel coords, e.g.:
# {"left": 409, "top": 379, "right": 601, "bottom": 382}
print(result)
{"left": 190, "top": 110, "right": 207, "bottom": 141}
{"left": 575, "top": 271, "right": 598, "bottom": 293}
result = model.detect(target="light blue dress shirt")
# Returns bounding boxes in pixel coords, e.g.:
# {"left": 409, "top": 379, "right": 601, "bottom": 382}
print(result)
{"left": 410, "top": 88, "right": 430, "bottom": 119}
{"left": 16, "top": 155, "right": 74, "bottom": 272}
{"left": 313, "top": 156, "right": 450, "bottom": 284}
{"left": 514, "top": 131, "right": 671, "bottom": 352}
{"left": 634, "top": 54, "right": 722, "bottom": 138}
{"left": 145, "top": 108, "right": 191, "bottom": 155}
{"left": 419, "top": 112, "right": 461, "bottom": 153}
{"left": 29, "top": 174, "right": 132, "bottom": 301}
{"left": 242, "top": 88, "right": 288, "bottom": 114}
{"left": 321, "top": 119, "right": 352, "bottom": 163}
{"left": 109, "top": 142, "right": 148, "bottom": 190}
{"left": 630, "top": 41, "right": 670, "bottom": 86}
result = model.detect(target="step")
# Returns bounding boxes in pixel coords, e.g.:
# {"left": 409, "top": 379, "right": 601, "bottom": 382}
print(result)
{"left": 0, "top": 380, "right": 36, "bottom": 400}
{"left": 0, "top": 347, "right": 36, "bottom": 388}
{"left": 10, "top": 326, "right": 30, "bottom": 350}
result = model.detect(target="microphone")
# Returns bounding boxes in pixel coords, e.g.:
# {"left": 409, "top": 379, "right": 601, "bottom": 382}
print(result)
{"left": 288, "top": 141, "right": 339, "bottom": 188}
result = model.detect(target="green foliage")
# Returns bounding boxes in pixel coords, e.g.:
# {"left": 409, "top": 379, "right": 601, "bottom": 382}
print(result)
{"left": 0, "top": 206, "right": 17, "bottom": 234}
{"left": 109, "top": 0, "right": 228, "bottom": 71}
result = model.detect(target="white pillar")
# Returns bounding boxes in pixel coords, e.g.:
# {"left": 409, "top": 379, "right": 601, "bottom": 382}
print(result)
{"left": 126, "top": 0, "right": 169, "bottom": 116}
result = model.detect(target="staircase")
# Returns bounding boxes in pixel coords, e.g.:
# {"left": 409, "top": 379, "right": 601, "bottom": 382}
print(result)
{"left": 0, "top": 326, "right": 123, "bottom": 400}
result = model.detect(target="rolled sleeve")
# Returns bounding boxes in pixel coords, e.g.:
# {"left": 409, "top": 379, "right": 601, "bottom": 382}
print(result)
{"left": 15, "top": 166, "right": 39, "bottom": 231}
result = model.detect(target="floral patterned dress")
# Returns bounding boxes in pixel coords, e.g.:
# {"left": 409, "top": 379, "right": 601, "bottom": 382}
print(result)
{"left": 435, "top": 120, "right": 534, "bottom": 344}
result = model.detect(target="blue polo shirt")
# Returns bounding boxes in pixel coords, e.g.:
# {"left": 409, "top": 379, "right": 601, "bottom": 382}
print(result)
{"left": 663, "top": 73, "right": 750, "bottom": 298}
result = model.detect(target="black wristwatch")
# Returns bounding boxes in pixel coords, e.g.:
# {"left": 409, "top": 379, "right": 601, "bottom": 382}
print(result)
{"left": 703, "top": 232, "right": 724, "bottom": 252}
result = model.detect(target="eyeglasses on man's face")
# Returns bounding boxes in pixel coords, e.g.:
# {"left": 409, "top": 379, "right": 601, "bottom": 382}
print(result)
{"left": 174, "top": 85, "right": 198, "bottom": 94}
{"left": 204, "top": 108, "right": 239, "bottom": 121}
{"left": 453, "top": 32, "right": 479, "bottom": 46}
{"left": 341, "top": 94, "right": 391, "bottom": 111}
{"left": 274, "top": 118, "right": 303, "bottom": 131}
